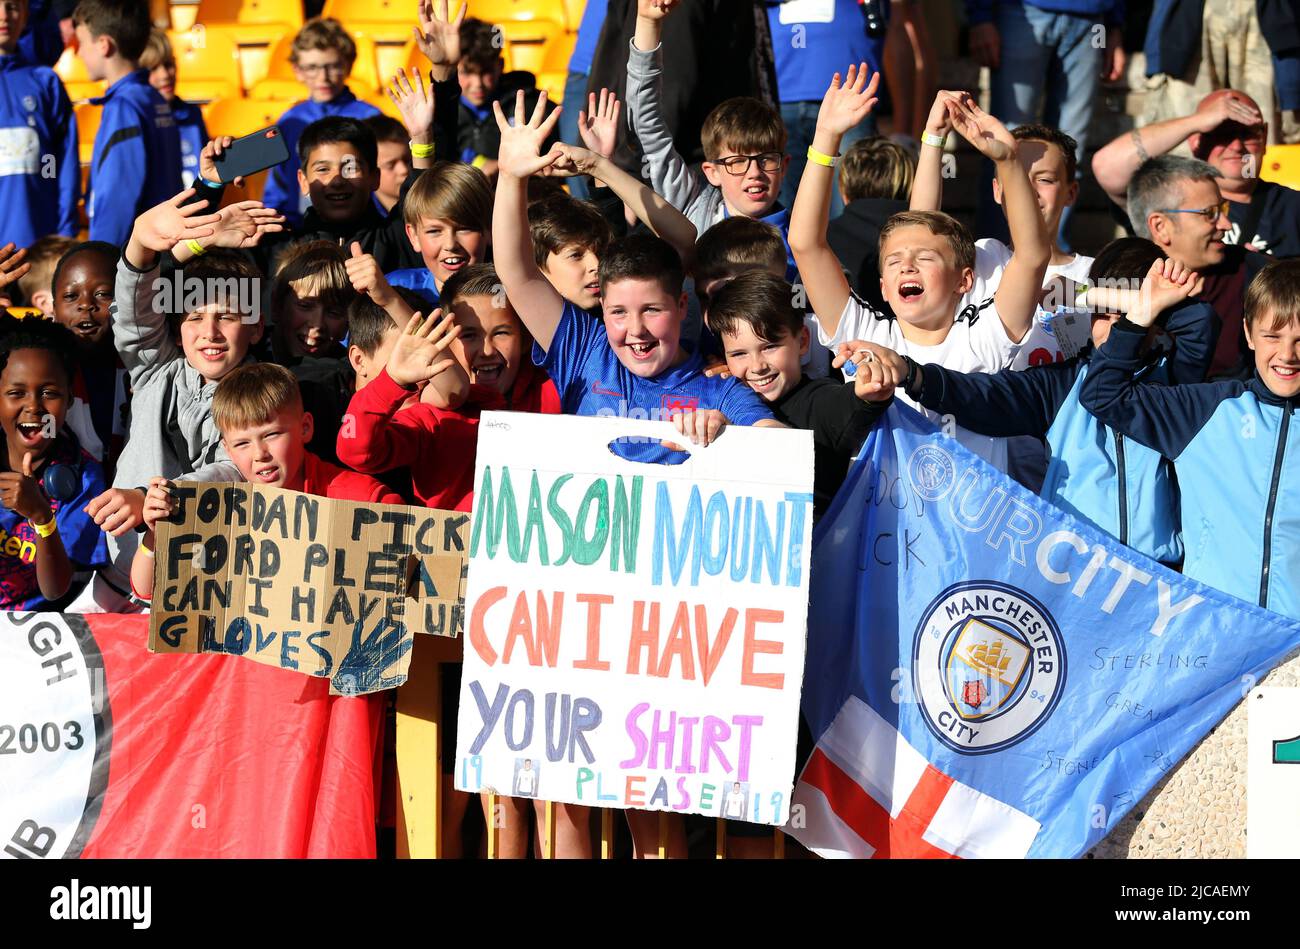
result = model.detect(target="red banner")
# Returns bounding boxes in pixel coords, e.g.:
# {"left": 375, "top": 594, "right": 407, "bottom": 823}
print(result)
{"left": 2, "top": 613, "right": 382, "bottom": 859}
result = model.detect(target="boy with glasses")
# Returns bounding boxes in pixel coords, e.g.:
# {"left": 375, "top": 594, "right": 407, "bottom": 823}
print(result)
{"left": 260, "top": 18, "right": 380, "bottom": 230}
{"left": 627, "top": 0, "right": 796, "bottom": 278}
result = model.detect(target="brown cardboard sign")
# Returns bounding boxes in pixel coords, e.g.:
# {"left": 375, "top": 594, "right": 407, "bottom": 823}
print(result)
{"left": 147, "top": 482, "right": 467, "bottom": 694}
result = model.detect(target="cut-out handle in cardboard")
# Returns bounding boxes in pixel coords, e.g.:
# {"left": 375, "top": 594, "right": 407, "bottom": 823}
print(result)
{"left": 605, "top": 429, "right": 695, "bottom": 467}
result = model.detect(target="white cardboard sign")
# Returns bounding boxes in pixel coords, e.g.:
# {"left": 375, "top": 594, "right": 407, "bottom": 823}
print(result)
{"left": 453, "top": 412, "right": 815, "bottom": 825}
{"left": 1247, "top": 686, "right": 1300, "bottom": 858}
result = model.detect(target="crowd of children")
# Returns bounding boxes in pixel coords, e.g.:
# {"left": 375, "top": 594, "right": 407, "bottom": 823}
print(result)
{"left": 3, "top": 0, "right": 1300, "bottom": 858}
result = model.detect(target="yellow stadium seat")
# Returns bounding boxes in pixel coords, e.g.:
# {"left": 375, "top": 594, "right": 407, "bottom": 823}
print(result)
{"left": 169, "top": 28, "right": 243, "bottom": 103}
{"left": 363, "top": 92, "right": 403, "bottom": 121}
{"left": 250, "top": 32, "right": 383, "bottom": 98}
{"left": 1261, "top": 145, "right": 1300, "bottom": 190}
{"left": 561, "top": 0, "right": 586, "bottom": 31}
{"left": 170, "top": 1, "right": 201, "bottom": 32}
{"left": 75, "top": 103, "right": 101, "bottom": 166}
{"left": 322, "top": 0, "right": 415, "bottom": 21}
{"left": 469, "top": 0, "right": 567, "bottom": 25}
{"left": 55, "top": 46, "right": 104, "bottom": 102}
{"left": 196, "top": 0, "right": 303, "bottom": 28}
{"left": 541, "top": 29, "right": 576, "bottom": 73}
{"left": 203, "top": 97, "right": 294, "bottom": 138}
{"left": 495, "top": 19, "right": 562, "bottom": 75}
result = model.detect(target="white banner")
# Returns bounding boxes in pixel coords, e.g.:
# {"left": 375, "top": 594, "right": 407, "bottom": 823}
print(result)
{"left": 454, "top": 412, "right": 814, "bottom": 825}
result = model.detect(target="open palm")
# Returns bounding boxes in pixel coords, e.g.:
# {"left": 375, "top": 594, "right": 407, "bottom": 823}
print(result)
{"left": 817, "top": 63, "right": 880, "bottom": 136}
{"left": 578, "top": 88, "right": 621, "bottom": 159}
{"left": 212, "top": 201, "right": 285, "bottom": 249}
{"left": 493, "top": 90, "right": 563, "bottom": 178}
{"left": 950, "top": 100, "right": 1016, "bottom": 161}
{"left": 414, "top": 0, "right": 467, "bottom": 67}
{"left": 387, "top": 311, "right": 462, "bottom": 387}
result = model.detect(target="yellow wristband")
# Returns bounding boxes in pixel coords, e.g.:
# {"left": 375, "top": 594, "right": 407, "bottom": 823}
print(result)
{"left": 140, "top": 539, "right": 155, "bottom": 557}
{"left": 921, "top": 131, "right": 947, "bottom": 149}
{"left": 806, "top": 146, "right": 838, "bottom": 168}
{"left": 31, "top": 515, "right": 57, "bottom": 538}
{"left": 471, "top": 154, "right": 488, "bottom": 169}
{"left": 410, "top": 140, "right": 435, "bottom": 159}
{"left": 185, "top": 239, "right": 207, "bottom": 257}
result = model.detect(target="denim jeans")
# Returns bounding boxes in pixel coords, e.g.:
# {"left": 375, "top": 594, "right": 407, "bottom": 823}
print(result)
{"left": 780, "top": 100, "right": 877, "bottom": 218}
{"left": 561, "top": 70, "right": 592, "bottom": 201}
{"left": 976, "top": 3, "right": 1104, "bottom": 250}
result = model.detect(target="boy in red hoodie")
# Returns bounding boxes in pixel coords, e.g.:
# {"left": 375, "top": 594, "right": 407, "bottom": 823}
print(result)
{"left": 338, "top": 264, "right": 559, "bottom": 512}
{"left": 338, "top": 262, "right": 565, "bottom": 858}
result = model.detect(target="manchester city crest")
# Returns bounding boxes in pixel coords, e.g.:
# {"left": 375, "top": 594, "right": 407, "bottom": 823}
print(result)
{"left": 908, "top": 443, "right": 956, "bottom": 501}
{"left": 913, "top": 581, "right": 1065, "bottom": 755}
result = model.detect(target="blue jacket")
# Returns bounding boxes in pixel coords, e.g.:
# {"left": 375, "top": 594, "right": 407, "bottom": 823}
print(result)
{"left": 171, "top": 98, "right": 209, "bottom": 189}
{"left": 260, "top": 90, "right": 380, "bottom": 230}
{"left": 386, "top": 267, "right": 440, "bottom": 310}
{"left": 913, "top": 302, "right": 1214, "bottom": 563}
{"left": 0, "top": 50, "right": 78, "bottom": 247}
{"left": 1082, "top": 318, "right": 1300, "bottom": 619}
{"left": 87, "top": 70, "right": 182, "bottom": 247}
{"left": 966, "top": 0, "right": 1123, "bottom": 27}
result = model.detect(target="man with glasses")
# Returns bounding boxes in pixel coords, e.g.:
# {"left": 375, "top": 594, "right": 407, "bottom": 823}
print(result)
{"left": 1127, "top": 154, "right": 1271, "bottom": 378}
{"left": 1094, "top": 89, "right": 1300, "bottom": 259}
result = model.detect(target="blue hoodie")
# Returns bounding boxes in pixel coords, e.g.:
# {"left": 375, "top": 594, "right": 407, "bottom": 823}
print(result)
{"left": 260, "top": 89, "right": 380, "bottom": 230}
{"left": 1082, "top": 318, "right": 1300, "bottom": 619}
{"left": 0, "top": 49, "right": 78, "bottom": 247}
{"left": 87, "top": 70, "right": 182, "bottom": 247}
{"left": 912, "top": 301, "right": 1216, "bottom": 564}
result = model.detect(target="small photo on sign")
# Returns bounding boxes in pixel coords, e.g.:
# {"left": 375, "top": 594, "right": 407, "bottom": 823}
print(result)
{"left": 513, "top": 758, "right": 540, "bottom": 798}
{"left": 723, "top": 781, "right": 749, "bottom": 821}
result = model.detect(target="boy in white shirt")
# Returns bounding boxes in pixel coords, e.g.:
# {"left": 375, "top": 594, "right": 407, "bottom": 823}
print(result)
{"left": 911, "top": 91, "right": 1092, "bottom": 369}
{"left": 789, "top": 66, "right": 1049, "bottom": 471}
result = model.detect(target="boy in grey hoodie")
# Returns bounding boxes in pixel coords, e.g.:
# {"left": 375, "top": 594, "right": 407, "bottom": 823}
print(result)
{"left": 70, "top": 189, "right": 284, "bottom": 612}
{"left": 627, "top": 0, "right": 793, "bottom": 270}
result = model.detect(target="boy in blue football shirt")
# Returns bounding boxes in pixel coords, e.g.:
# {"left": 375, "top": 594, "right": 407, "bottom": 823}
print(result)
{"left": 493, "top": 91, "right": 781, "bottom": 457}
{"left": 141, "top": 28, "right": 208, "bottom": 189}
{"left": 494, "top": 91, "right": 782, "bottom": 859}
{"left": 73, "top": 0, "right": 182, "bottom": 247}
{"left": 0, "top": 0, "right": 78, "bottom": 249}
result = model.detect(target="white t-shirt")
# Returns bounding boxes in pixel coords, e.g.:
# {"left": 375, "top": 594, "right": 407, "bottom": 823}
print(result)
{"left": 517, "top": 769, "right": 537, "bottom": 795}
{"left": 725, "top": 790, "right": 746, "bottom": 818}
{"left": 963, "top": 239, "right": 1095, "bottom": 370}
{"left": 816, "top": 292, "right": 1024, "bottom": 472}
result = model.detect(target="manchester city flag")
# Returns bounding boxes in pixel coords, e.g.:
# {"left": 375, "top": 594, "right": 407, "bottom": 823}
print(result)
{"left": 792, "top": 403, "right": 1300, "bottom": 858}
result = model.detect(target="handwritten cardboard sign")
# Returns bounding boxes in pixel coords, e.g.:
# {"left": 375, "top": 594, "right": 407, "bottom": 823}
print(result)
{"left": 454, "top": 413, "right": 814, "bottom": 825}
{"left": 148, "top": 482, "right": 468, "bottom": 694}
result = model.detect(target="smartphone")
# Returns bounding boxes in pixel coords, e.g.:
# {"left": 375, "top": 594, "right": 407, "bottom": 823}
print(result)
{"left": 213, "top": 126, "right": 290, "bottom": 183}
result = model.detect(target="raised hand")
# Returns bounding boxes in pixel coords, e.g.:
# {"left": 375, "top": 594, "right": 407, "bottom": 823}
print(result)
{"left": 0, "top": 452, "right": 49, "bottom": 523}
{"left": 578, "top": 87, "right": 621, "bottom": 159}
{"left": 492, "top": 90, "right": 563, "bottom": 179}
{"left": 386, "top": 310, "right": 463, "bottom": 387}
{"left": 346, "top": 241, "right": 397, "bottom": 306}
{"left": 949, "top": 97, "right": 1017, "bottom": 162}
{"left": 210, "top": 201, "right": 285, "bottom": 249}
{"left": 923, "top": 90, "right": 970, "bottom": 140}
{"left": 1193, "top": 92, "right": 1264, "bottom": 135}
{"left": 387, "top": 67, "right": 436, "bottom": 140}
{"left": 637, "top": 0, "right": 681, "bottom": 19}
{"left": 0, "top": 243, "right": 30, "bottom": 292}
{"left": 200, "top": 135, "right": 244, "bottom": 187}
{"left": 413, "top": 0, "right": 467, "bottom": 71}
{"left": 543, "top": 142, "right": 603, "bottom": 178}
{"left": 816, "top": 63, "right": 881, "bottom": 139}
{"left": 1134, "top": 258, "right": 1204, "bottom": 327}
{"left": 132, "top": 190, "right": 222, "bottom": 252}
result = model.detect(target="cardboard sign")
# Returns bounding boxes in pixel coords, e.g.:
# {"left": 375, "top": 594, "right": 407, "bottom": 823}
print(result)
{"left": 453, "top": 413, "right": 814, "bottom": 825}
{"left": 149, "top": 483, "right": 468, "bottom": 695}
{"left": 1247, "top": 686, "right": 1300, "bottom": 858}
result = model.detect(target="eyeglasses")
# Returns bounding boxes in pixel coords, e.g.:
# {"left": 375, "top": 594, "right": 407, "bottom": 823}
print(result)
{"left": 1155, "top": 201, "right": 1231, "bottom": 224}
{"left": 714, "top": 152, "right": 783, "bottom": 176}
{"left": 297, "top": 63, "right": 347, "bottom": 77}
